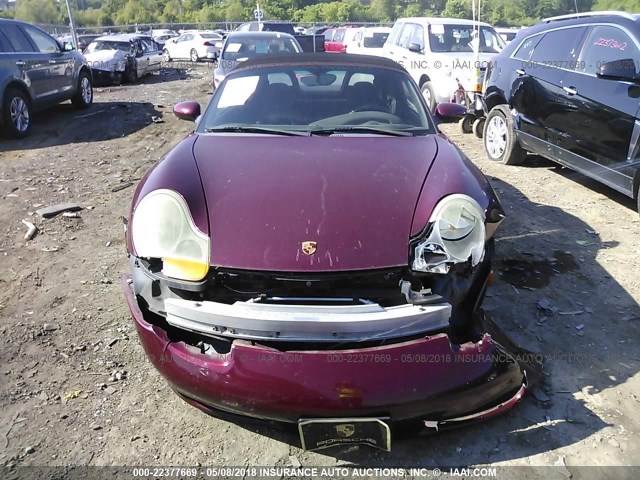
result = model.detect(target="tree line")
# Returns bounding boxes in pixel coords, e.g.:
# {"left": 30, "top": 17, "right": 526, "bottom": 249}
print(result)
{"left": 1, "top": 0, "right": 637, "bottom": 28}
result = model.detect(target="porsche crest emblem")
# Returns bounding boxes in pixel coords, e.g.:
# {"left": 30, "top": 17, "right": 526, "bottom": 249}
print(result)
{"left": 335, "top": 424, "right": 355, "bottom": 438}
{"left": 301, "top": 241, "right": 317, "bottom": 256}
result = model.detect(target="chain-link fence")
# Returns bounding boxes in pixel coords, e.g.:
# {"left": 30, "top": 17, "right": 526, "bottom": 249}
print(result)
{"left": 37, "top": 20, "right": 392, "bottom": 37}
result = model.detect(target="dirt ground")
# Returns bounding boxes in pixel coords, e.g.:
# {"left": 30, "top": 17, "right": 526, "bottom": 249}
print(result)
{"left": 0, "top": 63, "right": 639, "bottom": 479}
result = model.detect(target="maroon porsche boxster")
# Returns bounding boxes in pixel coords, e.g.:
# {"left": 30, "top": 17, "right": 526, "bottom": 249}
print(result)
{"left": 122, "top": 54, "right": 530, "bottom": 451}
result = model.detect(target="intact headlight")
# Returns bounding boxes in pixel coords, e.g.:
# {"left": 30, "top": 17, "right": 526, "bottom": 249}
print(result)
{"left": 132, "top": 189, "right": 210, "bottom": 281}
{"left": 412, "top": 194, "right": 485, "bottom": 274}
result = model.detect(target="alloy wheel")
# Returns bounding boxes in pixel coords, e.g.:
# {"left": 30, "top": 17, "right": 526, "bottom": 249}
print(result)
{"left": 81, "top": 76, "right": 92, "bottom": 104}
{"left": 485, "top": 115, "right": 507, "bottom": 159}
{"left": 10, "top": 97, "right": 29, "bottom": 133}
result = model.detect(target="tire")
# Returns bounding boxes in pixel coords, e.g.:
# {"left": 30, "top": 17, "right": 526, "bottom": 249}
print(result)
{"left": 483, "top": 105, "right": 527, "bottom": 165}
{"left": 2, "top": 88, "right": 32, "bottom": 138}
{"left": 190, "top": 49, "right": 199, "bottom": 62}
{"left": 421, "top": 81, "right": 436, "bottom": 113}
{"left": 163, "top": 48, "right": 171, "bottom": 62}
{"left": 472, "top": 118, "right": 485, "bottom": 138}
{"left": 71, "top": 71, "right": 93, "bottom": 109}
{"left": 459, "top": 115, "right": 473, "bottom": 134}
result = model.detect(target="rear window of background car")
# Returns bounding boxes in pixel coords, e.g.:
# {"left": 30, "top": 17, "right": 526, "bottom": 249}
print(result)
{"left": 529, "top": 26, "right": 587, "bottom": 64}
{"left": 2, "top": 24, "right": 36, "bottom": 53}
{"left": 577, "top": 25, "right": 640, "bottom": 75}
{"left": 23, "top": 26, "right": 59, "bottom": 53}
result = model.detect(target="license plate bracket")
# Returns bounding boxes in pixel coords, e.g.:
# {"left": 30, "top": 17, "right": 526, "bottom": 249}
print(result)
{"left": 298, "top": 417, "right": 391, "bottom": 451}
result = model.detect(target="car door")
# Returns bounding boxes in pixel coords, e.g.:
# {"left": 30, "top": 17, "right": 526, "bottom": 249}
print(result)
{"left": 395, "top": 24, "right": 417, "bottom": 77}
{"left": 173, "top": 34, "right": 190, "bottom": 58}
{"left": 132, "top": 39, "right": 150, "bottom": 76}
{"left": 510, "top": 26, "right": 587, "bottom": 144}
{"left": 1, "top": 23, "right": 53, "bottom": 102}
{"left": 143, "top": 39, "right": 163, "bottom": 71}
{"left": 21, "top": 24, "right": 72, "bottom": 96}
{"left": 557, "top": 24, "right": 640, "bottom": 195}
{"left": 407, "top": 23, "right": 426, "bottom": 74}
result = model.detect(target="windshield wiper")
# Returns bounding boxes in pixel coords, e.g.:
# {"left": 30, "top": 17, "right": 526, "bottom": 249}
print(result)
{"left": 309, "top": 126, "right": 414, "bottom": 137}
{"left": 204, "top": 126, "right": 310, "bottom": 136}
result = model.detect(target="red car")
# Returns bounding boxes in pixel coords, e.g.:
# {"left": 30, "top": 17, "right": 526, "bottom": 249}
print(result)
{"left": 324, "top": 27, "right": 357, "bottom": 53}
{"left": 123, "top": 54, "right": 531, "bottom": 451}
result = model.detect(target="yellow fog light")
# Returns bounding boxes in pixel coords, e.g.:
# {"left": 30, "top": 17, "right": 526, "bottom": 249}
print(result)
{"left": 162, "top": 258, "right": 209, "bottom": 281}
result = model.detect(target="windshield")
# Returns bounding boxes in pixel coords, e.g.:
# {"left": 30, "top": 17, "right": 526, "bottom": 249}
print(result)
{"left": 85, "top": 41, "right": 133, "bottom": 54}
{"left": 222, "top": 36, "right": 301, "bottom": 60}
{"left": 198, "top": 65, "right": 434, "bottom": 135}
{"left": 428, "top": 25, "right": 505, "bottom": 53}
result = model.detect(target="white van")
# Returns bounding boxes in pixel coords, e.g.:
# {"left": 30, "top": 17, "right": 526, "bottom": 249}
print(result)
{"left": 383, "top": 17, "right": 505, "bottom": 110}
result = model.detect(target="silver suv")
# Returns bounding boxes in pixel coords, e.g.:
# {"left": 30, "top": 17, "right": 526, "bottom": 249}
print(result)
{"left": 1, "top": 19, "right": 93, "bottom": 138}
{"left": 383, "top": 17, "right": 505, "bottom": 111}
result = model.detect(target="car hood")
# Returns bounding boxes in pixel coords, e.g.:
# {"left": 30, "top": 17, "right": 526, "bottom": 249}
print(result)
{"left": 84, "top": 49, "right": 127, "bottom": 69}
{"left": 192, "top": 134, "right": 439, "bottom": 272}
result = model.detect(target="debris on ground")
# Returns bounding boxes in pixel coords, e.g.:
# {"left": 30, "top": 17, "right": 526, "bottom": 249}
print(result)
{"left": 111, "top": 182, "right": 133, "bottom": 193}
{"left": 35, "top": 203, "right": 82, "bottom": 218}
{"left": 22, "top": 219, "right": 37, "bottom": 240}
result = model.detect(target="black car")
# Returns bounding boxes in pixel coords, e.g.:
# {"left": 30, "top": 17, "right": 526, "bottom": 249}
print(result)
{"left": 0, "top": 19, "right": 93, "bottom": 138}
{"left": 482, "top": 11, "right": 640, "bottom": 213}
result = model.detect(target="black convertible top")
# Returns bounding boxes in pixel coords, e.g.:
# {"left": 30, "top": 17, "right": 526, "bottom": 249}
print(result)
{"left": 231, "top": 53, "right": 405, "bottom": 73}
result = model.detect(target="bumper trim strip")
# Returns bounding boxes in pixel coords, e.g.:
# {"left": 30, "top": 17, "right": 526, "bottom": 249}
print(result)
{"left": 164, "top": 297, "right": 451, "bottom": 342}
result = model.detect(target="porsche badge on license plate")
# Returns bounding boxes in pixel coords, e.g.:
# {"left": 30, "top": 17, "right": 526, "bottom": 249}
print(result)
{"left": 298, "top": 417, "right": 391, "bottom": 451}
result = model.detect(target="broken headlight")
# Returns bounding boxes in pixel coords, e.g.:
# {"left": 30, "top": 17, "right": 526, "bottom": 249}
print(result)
{"left": 131, "top": 189, "right": 210, "bottom": 281}
{"left": 412, "top": 194, "right": 485, "bottom": 274}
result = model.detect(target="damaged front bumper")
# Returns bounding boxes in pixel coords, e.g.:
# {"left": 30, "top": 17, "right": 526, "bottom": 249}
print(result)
{"left": 122, "top": 268, "right": 530, "bottom": 435}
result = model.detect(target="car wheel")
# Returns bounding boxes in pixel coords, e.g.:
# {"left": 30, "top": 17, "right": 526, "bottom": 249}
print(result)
{"left": 71, "top": 71, "right": 93, "bottom": 109}
{"left": 472, "top": 118, "right": 484, "bottom": 138}
{"left": 2, "top": 88, "right": 31, "bottom": 138}
{"left": 483, "top": 105, "right": 526, "bottom": 165}
{"left": 459, "top": 115, "right": 473, "bottom": 134}
{"left": 163, "top": 49, "right": 171, "bottom": 62}
{"left": 421, "top": 81, "right": 436, "bottom": 113}
{"left": 190, "top": 49, "right": 199, "bottom": 62}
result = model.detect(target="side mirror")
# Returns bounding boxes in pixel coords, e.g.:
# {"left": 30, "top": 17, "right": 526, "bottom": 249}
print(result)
{"left": 597, "top": 59, "right": 640, "bottom": 83}
{"left": 434, "top": 102, "right": 467, "bottom": 122}
{"left": 173, "top": 101, "right": 201, "bottom": 121}
{"left": 408, "top": 43, "right": 422, "bottom": 53}
{"left": 63, "top": 41, "right": 74, "bottom": 52}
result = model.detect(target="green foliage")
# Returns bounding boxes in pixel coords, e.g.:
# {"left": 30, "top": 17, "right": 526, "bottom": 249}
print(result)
{"left": 594, "top": 0, "right": 639, "bottom": 11}
{"left": 15, "top": 0, "right": 63, "bottom": 24}
{"left": 9, "top": 0, "right": 607, "bottom": 28}
{"left": 442, "top": 0, "right": 471, "bottom": 18}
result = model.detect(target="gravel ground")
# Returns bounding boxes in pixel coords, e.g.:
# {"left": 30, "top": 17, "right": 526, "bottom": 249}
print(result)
{"left": 0, "top": 64, "right": 638, "bottom": 479}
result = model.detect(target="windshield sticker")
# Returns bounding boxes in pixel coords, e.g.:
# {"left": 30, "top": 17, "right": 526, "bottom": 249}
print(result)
{"left": 594, "top": 37, "right": 627, "bottom": 51}
{"left": 217, "top": 76, "right": 259, "bottom": 109}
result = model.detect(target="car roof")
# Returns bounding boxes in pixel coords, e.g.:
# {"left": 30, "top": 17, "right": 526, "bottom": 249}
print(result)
{"left": 359, "top": 26, "right": 393, "bottom": 33}
{"left": 397, "top": 17, "right": 494, "bottom": 27}
{"left": 225, "top": 31, "right": 297, "bottom": 40}
{"left": 525, "top": 11, "right": 640, "bottom": 35}
{"left": 230, "top": 52, "right": 406, "bottom": 73}
{"left": 94, "top": 33, "right": 150, "bottom": 42}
